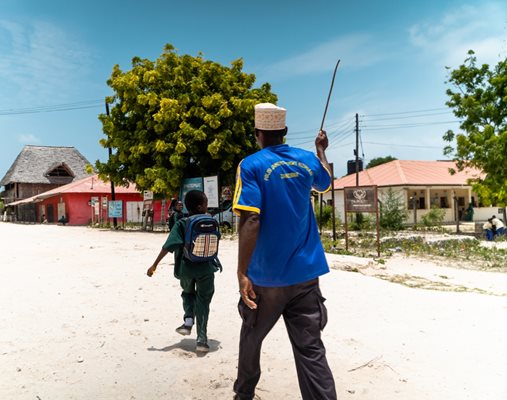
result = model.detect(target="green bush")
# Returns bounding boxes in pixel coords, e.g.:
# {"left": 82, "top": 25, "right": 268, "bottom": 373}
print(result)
{"left": 314, "top": 205, "right": 341, "bottom": 229}
{"left": 379, "top": 188, "right": 407, "bottom": 230}
{"left": 348, "top": 213, "right": 375, "bottom": 231}
{"left": 421, "top": 206, "right": 445, "bottom": 227}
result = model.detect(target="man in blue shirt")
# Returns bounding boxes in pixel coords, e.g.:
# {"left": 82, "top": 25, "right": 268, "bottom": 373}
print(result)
{"left": 232, "top": 103, "right": 337, "bottom": 400}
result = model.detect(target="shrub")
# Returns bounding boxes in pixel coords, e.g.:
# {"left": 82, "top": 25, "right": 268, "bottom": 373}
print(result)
{"left": 421, "top": 206, "right": 445, "bottom": 227}
{"left": 315, "top": 205, "right": 341, "bottom": 229}
{"left": 379, "top": 188, "right": 407, "bottom": 230}
{"left": 348, "top": 213, "right": 375, "bottom": 231}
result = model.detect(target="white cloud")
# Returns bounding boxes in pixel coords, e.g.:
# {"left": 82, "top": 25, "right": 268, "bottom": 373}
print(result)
{"left": 0, "top": 19, "right": 91, "bottom": 105}
{"left": 409, "top": 2, "right": 507, "bottom": 68}
{"left": 261, "top": 34, "right": 387, "bottom": 80}
{"left": 17, "top": 133, "right": 40, "bottom": 144}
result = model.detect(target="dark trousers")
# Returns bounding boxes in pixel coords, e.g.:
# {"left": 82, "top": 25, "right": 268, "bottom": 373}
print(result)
{"left": 485, "top": 229, "right": 494, "bottom": 241}
{"left": 179, "top": 273, "right": 215, "bottom": 343}
{"left": 234, "top": 278, "right": 337, "bottom": 400}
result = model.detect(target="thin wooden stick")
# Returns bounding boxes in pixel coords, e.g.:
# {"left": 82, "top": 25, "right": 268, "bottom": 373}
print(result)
{"left": 320, "top": 60, "right": 341, "bottom": 131}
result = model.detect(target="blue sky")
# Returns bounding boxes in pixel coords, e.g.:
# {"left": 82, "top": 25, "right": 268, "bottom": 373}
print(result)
{"left": 1, "top": 0, "right": 506, "bottom": 179}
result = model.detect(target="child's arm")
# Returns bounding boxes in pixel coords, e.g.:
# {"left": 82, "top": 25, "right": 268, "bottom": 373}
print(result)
{"left": 147, "top": 248, "right": 169, "bottom": 277}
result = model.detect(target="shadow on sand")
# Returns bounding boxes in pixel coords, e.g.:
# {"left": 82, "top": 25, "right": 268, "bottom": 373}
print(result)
{"left": 147, "top": 338, "right": 221, "bottom": 357}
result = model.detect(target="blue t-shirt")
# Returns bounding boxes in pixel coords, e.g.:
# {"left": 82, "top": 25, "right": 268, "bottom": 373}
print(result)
{"left": 232, "top": 144, "right": 332, "bottom": 287}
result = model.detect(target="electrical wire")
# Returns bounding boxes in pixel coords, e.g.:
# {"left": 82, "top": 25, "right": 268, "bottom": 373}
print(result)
{"left": 361, "top": 110, "right": 454, "bottom": 122}
{"left": 290, "top": 120, "right": 355, "bottom": 149}
{"left": 290, "top": 119, "right": 354, "bottom": 145}
{"left": 361, "top": 120, "right": 459, "bottom": 131}
{"left": 359, "top": 129, "right": 365, "bottom": 159}
{"left": 361, "top": 107, "right": 449, "bottom": 117}
{"left": 0, "top": 99, "right": 104, "bottom": 116}
{"left": 362, "top": 141, "right": 443, "bottom": 149}
{"left": 288, "top": 116, "right": 356, "bottom": 136}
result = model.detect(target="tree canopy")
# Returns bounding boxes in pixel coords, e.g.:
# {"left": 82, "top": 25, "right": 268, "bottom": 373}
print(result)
{"left": 443, "top": 50, "right": 507, "bottom": 205}
{"left": 96, "top": 44, "right": 277, "bottom": 195}
{"left": 366, "top": 156, "right": 397, "bottom": 169}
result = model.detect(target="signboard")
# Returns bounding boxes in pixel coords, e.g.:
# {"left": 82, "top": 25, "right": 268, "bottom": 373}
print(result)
{"left": 90, "top": 196, "right": 100, "bottom": 216}
{"left": 143, "top": 190, "right": 154, "bottom": 201}
{"left": 108, "top": 200, "right": 123, "bottom": 218}
{"left": 180, "top": 177, "right": 204, "bottom": 213}
{"left": 203, "top": 176, "right": 219, "bottom": 208}
{"left": 344, "top": 186, "right": 378, "bottom": 213}
{"left": 343, "top": 185, "right": 380, "bottom": 257}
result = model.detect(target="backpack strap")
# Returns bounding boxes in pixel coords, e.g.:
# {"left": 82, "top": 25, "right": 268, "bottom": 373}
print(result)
{"left": 212, "top": 256, "right": 223, "bottom": 272}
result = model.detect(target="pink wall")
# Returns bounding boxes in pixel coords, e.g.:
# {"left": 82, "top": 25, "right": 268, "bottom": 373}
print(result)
{"left": 37, "top": 192, "right": 145, "bottom": 225}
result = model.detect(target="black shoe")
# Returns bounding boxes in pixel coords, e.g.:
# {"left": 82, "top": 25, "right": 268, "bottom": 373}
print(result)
{"left": 175, "top": 323, "right": 192, "bottom": 336}
{"left": 196, "top": 341, "right": 210, "bottom": 352}
{"left": 233, "top": 395, "right": 255, "bottom": 400}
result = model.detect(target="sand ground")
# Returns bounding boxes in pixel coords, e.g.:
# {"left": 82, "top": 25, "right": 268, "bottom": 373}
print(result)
{"left": 1, "top": 223, "right": 506, "bottom": 399}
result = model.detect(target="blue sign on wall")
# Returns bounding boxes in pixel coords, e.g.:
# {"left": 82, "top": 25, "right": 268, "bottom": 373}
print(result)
{"left": 180, "top": 177, "right": 204, "bottom": 213}
{"left": 108, "top": 200, "right": 123, "bottom": 218}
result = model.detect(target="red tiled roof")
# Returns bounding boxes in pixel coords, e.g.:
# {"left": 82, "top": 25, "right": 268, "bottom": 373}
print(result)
{"left": 333, "top": 160, "right": 484, "bottom": 189}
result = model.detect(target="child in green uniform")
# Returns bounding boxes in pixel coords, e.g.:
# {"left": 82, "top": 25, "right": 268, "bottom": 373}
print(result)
{"left": 168, "top": 200, "right": 184, "bottom": 230}
{"left": 147, "top": 190, "right": 220, "bottom": 352}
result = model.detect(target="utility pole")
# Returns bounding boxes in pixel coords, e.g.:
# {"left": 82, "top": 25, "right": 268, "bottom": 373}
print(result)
{"left": 105, "top": 100, "right": 118, "bottom": 229}
{"left": 330, "top": 162, "right": 336, "bottom": 241}
{"left": 354, "top": 113, "right": 360, "bottom": 227}
{"left": 355, "top": 113, "right": 359, "bottom": 187}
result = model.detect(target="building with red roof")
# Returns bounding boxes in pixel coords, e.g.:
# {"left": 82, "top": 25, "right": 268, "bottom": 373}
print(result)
{"left": 324, "top": 160, "right": 499, "bottom": 223}
{"left": 8, "top": 174, "right": 165, "bottom": 226}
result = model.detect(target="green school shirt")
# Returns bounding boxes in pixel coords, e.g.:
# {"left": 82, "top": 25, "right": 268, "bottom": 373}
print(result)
{"left": 162, "top": 218, "right": 220, "bottom": 279}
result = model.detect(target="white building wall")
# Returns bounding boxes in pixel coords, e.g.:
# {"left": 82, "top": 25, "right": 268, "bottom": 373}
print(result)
{"left": 323, "top": 186, "right": 504, "bottom": 224}
{"left": 126, "top": 201, "right": 143, "bottom": 223}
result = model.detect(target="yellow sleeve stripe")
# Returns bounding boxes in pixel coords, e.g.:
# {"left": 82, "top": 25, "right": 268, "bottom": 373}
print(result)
{"left": 232, "top": 161, "right": 261, "bottom": 216}
{"left": 232, "top": 204, "right": 261, "bottom": 215}
{"left": 313, "top": 160, "right": 332, "bottom": 194}
{"left": 232, "top": 161, "right": 243, "bottom": 207}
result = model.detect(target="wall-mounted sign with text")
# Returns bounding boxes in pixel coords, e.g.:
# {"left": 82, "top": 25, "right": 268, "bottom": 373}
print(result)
{"left": 108, "top": 200, "right": 123, "bottom": 218}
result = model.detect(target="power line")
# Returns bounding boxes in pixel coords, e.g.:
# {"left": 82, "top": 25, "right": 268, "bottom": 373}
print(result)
{"left": 0, "top": 99, "right": 104, "bottom": 116}
{"left": 361, "top": 110, "right": 454, "bottom": 122}
{"left": 290, "top": 119, "right": 354, "bottom": 144}
{"left": 289, "top": 116, "right": 356, "bottom": 136}
{"left": 359, "top": 129, "right": 365, "bottom": 159}
{"left": 329, "top": 129, "right": 354, "bottom": 147}
{"left": 361, "top": 120, "right": 459, "bottom": 131}
{"left": 362, "top": 141, "right": 443, "bottom": 149}
{"left": 291, "top": 120, "right": 355, "bottom": 149}
{"left": 361, "top": 107, "right": 449, "bottom": 117}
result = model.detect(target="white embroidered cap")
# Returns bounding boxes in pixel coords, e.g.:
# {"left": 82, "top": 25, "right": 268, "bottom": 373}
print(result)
{"left": 255, "top": 103, "right": 286, "bottom": 131}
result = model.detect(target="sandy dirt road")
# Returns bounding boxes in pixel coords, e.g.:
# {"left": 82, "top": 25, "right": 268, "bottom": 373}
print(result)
{"left": 1, "top": 223, "right": 506, "bottom": 399}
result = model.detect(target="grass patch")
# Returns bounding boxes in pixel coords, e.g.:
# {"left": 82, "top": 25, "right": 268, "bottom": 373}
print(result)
{"left": 381, "top": 236, "right": 507, "bottom": 270}
{"left": 322, "top": 232, "right": 507, "bottom": 271}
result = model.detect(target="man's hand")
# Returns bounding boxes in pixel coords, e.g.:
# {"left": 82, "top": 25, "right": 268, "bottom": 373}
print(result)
{"left": 315, "top": 130, "right": 329, "bottom": 151}
{"left": 147, "top": 265, "right": 157, "bottom": 277}
{"left": 238, "top": 272, "right": 257, "bottom": 309}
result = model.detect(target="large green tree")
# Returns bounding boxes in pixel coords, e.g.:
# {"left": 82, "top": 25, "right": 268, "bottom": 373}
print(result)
{"left": 443, "top": 50, "right": 507, "bottom": 205}
{"left": 96, "top": 44, "right": 277, "bottom": 195}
